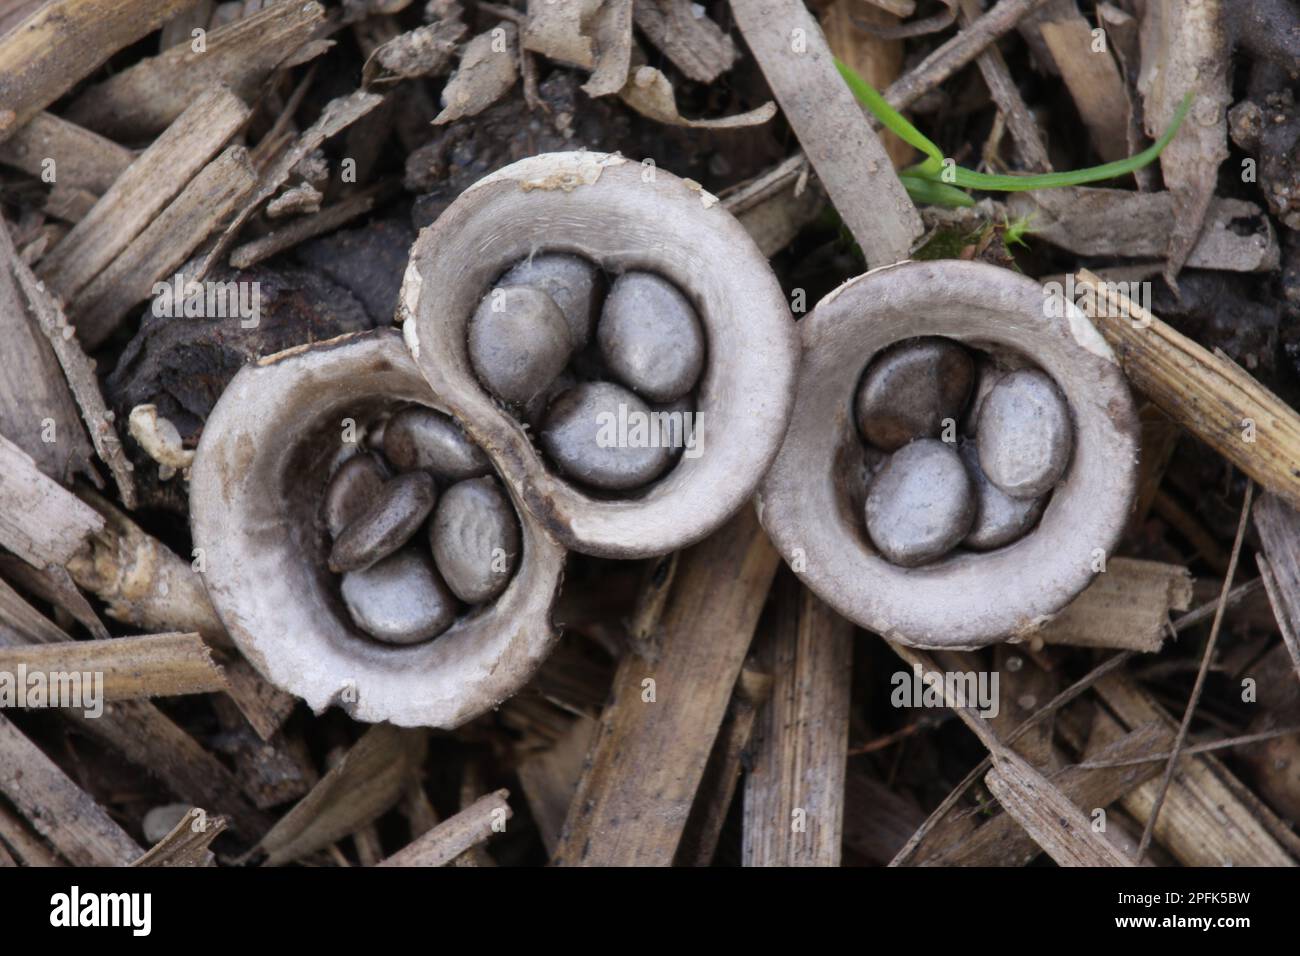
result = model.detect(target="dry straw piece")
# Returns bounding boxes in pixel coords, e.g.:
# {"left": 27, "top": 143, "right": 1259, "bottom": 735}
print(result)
{"left": 190, "top": 329, "right": 566, "bottom": 728}
{"left": 402, "top": 151, "right": 799, "bottom": 559}
{"left": 758, "top": 259, "right": 1140, "bottom": 648}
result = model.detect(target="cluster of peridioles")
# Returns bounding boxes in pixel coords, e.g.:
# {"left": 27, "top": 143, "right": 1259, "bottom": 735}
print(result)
{"left": 855, "top": 337, "right": 1073, "bottom": 567}
{"left": 323, "top": 407, "right": 520, "bottom": 645}
{"left": 468, "top": 253, "right": 705, "bottom": 493}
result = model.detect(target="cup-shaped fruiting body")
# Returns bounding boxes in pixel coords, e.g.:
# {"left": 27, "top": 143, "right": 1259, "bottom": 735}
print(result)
{"left": 190, "top": 329, "right": 566, "bottom": 728}
{"left": 402, "top": 152, "right": 798, "bottom": 559}
{"left": 757, "top": 260, "right": 1139, "bottom": 649}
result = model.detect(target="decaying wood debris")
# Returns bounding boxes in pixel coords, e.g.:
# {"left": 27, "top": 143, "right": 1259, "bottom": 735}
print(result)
{"left": 0, "top": 0, "right": 1297, "bottom": 872}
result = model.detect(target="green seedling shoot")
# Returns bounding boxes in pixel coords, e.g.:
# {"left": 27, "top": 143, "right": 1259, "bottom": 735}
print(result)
{"left": 836, "top": 59, "right": 1193, "bottom": 209}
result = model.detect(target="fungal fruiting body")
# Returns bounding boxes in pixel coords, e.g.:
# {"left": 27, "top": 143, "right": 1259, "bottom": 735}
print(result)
{"left": 190, "top": 329, "right": 565, "bottom": 728}
{"left": 406, "top": 151, "right": 799, "bottom": 560}
{"left": 757, "top": 259, "right": 1140, "bottom": 649}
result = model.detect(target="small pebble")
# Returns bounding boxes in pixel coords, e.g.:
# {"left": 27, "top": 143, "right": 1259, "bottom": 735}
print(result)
{"left": 322, "top": 454, "right": 388, "bottom": 538}
{"left": 958, "top": 441, "right": 1045, "bottom": 550}
{"left": 865, "top": 439, "right": 974, "bottom": 567}
{"left": 430, "top": 477, "right": 521, "bottom": 603}
{"left": 855, "top": 337, "right": 974, "bottom": 451}
{"left": 329, "top": 472, "right": 436, "bottom": 572}
{"left": 977, "top": 368, "right": 1072, "bottom": 499}
{"left": 541, "top": 381, "right": 674, "bottom": 491}
{"left": 341, "top": 547, "right": 457, "bottom": 645}
{"left": 499, "top": 253, "right": 602, "bottom": 349}
{"left": 598, "top": 271, "right": 705, "bottom": 403}
{"left": 383, "top": 406, "right": 491, "bottom": 481}
{"left": 469, "top": 286, "right": 572, "bottom": 405}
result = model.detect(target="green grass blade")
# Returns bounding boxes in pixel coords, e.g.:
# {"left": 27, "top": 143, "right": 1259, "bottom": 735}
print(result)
{"left": 899, "top": 175, "right": 976, "bottom": 208}
{"left": 948, "top": 91, "right": 1193, "bottom": 192}
{"left": 834, "top": 58, "right": 944, "bottom": 165}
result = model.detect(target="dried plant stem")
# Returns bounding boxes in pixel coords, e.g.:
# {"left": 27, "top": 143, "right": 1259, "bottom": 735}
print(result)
{"left": 1078, "top": 724, "right": 1300, "bottom": 770}
{"left": 881, "top": 0, "right": 1052, "bottom": 113}
{"left": 890, "top": 649, "right": 1133, "bottom": 865}
{"left": 1076, "top": 270, "right": 1300, "bottom": 511}
{"left": 1135, "top": 480, "right": 1254, "bottom": 861}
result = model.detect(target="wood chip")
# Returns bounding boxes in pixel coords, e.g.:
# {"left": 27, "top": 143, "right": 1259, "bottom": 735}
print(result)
{"left": 984, "top": 748, "right": 1135, "bottom": 866}
{"left": 958, "top": 0, "right": 1050, "bottom": 170}
{"left": 0, "top": 433, "right": 104, "bottom": 568}
{"left": 742, "top": 579, "right": 853, "bottom": 866}
{"left": 678, "top": 667, "right": 771, "bottom": 865}
{"left": 199, "top": 88, "right": 384, "bottom": 280}
{"left": 377, "top": 789, "right": 511, "bottom": 866}
{"left": 0, "top": 223, "right": 96, "bottom": 485}
{"left": 3, "top": 223, "right": 138, "bottom": 508}
{"left": 581, "top": 0, "right": 633, "bottom": 97}
{"left": 43, "top": 185, "right": 99, "bottom": 225}
{"left": 516, "top": 715, "right": 596, "bottom": 855}
{"left": 0, "top": 575, "right": 71, "bottom": 645}
{"left": 0, "top": 112, "right": 134, "bottom": 194}
{"left": 0, "top": 560, "right": 107, "bottom": 639}
{"left": 0, "top": 0, "right": 200, "bottom": 140}
{"left": 882, "top": 0, "right": 1052, "bottom": 113}
{"left": 214, "top": 657, "right": 300, "bottom": 748}
{"left": 553, "top": 505, "right": 780, "bottom": 865}
{"left": 522, "top": 0, "right": 600, "bottom": 68}
{"left": 37, "top": 85, "right": 251, "bottom": 301}
{"left": 822, "top": 0, "right": 911, "bottom": 167}
{"left": 619, "top": 65, "right": 777, "bottom": 128}
{"left": 933, "top": 722, "right": 1168, "bottom": 866}
{"left": 258, "top": 724, "right": 427, "bottom": 866}
{"left": 0, "top": 632, "right": 227, "bottom": 702}
{"left": 63, "top": 488, "right": 295, "bottom": 739}
{"left": 633, "top": 0, "right": 736, "bottom": 85}
{"left": 1038, "top": 10, "right": 1130, "bottom": 162}
{"left": 434, "top": 24, "right": 520, "bottom": 124}
{"left": 1074, "top": 269, "right": 1300, "bottom": 512}
{"left": 731, "top": 0, "right": 921, "bottom": 266}
{"left": 1252, "top": 494, "right": 1300, "bottom": 682}
{"left": 132, "top": 808, "right": 226, "bottom": 867}
{"left": 0, "top": 802, "right": 62, "bottom": 867}
{"left": 1011, "top": 189, "right": 1278, "bottom": 272}
{"left": 734, "top": 178, "right": 824, "bottom": 258}
{"left": 843, "top": 769, "right": 926, "bottom": 865}
{"left": 1036, "top": 558, "right": 1194, "bottom": 653}
{"left": 361, "top": 17, "right": 466, "bottom": 86}
{"left": 232, "top": 188, "right": 384, "bottom": 270}
{"left": 1092, "top": 674, "right": 1298, "bottom": 865}
{"left": 66, "top": 700, "right": 270, "bottom": 838}
{"left": 0, "top": 712, "right": 143, "bottom": 866}
{"left": 73, "top": 145, "right": 258, "bottom": 348}
{"left": 66, "top": 0, "right": 327, "bottom": 141}
{"left": 1137, "top": 0, "right": 1231, "bottom": 282}
{"left": 64, "top": 489, "right": 223, "bottom": 644}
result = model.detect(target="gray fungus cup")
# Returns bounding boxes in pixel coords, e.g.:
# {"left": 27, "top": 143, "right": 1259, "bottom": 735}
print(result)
{"left": 757, "top": 260, "right": 1140, "bottom": 649}
{"left": 190, "top": 329, "right": 566, "bottom": 728}
{"left": 400, "top": 152, "right": 799, "bottom": 559}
